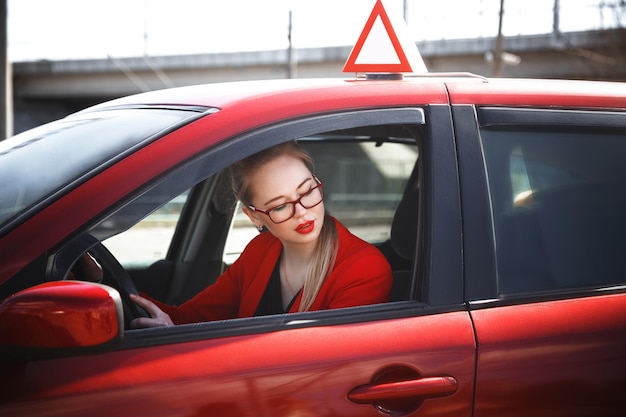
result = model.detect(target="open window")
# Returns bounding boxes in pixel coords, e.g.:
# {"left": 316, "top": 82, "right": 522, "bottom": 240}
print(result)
{"left": 30, "top": 108, "right": 425, "bottom": 340}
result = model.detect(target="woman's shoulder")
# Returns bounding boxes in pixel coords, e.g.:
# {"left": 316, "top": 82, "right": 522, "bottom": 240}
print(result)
{"left": 333, "top": 217, "right": 388, "bottom": 261}
{"left": 329, "top": 218, "right": 392, "bottom": 292}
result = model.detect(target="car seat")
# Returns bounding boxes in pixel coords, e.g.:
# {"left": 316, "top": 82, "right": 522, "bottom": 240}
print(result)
{"left": 389, "top": 187, "right": 419, "bottom": 301}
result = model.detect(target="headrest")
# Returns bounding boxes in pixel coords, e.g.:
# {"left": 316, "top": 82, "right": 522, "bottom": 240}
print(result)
{"left": 390, "top": 188, "right": 419, "bottom": 260}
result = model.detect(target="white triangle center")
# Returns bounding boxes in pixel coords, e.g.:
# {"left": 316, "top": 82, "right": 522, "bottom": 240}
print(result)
{"left": 354, "top": 16, "right": 401, "bottom": 65}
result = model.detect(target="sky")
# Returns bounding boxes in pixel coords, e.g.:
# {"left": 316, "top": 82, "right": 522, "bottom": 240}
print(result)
{"left": 7, "top": 0, "right": 625, "bottom": 62}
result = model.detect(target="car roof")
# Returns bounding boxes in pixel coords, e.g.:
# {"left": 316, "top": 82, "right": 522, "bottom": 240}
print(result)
{"left": 80, "top": 76, "right": 626, "bottom": 115}
{"left": 446, "top": 77, "right": 626, "bottom": 108}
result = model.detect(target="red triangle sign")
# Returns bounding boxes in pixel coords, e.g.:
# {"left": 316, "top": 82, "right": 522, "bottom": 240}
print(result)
{"left": 343, "top": 0, "right": 426, "bottom": 74}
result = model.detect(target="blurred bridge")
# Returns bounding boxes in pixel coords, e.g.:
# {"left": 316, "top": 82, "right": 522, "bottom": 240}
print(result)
{"left": 11, "top": 28, "right": 626, "bottom": 133}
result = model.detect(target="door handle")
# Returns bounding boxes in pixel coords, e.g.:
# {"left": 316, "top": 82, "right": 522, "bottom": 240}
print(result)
{"left": 348, "top": 376, "right": 457, "bottom": 403}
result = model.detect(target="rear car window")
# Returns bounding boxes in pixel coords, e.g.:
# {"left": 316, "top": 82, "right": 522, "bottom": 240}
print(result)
{"left": 481, "top": 127, "right": 626, "bottom": 294}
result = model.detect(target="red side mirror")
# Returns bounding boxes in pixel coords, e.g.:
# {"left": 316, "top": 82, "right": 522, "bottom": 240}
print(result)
{"left": 0, "top": 281, "right": 123, "bottom": 360}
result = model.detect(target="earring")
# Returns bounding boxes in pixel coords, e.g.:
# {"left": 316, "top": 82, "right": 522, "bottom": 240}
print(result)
{"left": 257, "top": 225, "right": 265, "bottom": 232}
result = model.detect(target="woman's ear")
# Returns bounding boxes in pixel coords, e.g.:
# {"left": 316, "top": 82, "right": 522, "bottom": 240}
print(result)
{"left": 242, "top": 206, "right": 263, "bottom": 230}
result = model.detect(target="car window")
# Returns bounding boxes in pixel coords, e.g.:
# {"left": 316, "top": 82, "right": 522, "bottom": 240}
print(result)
{"left": 60, "top": 109, "right": 425, "bottom": 325}
{"left": 223, "top": 140, "right": 418, "bottom": 265}
{"left": 103, "top": 190, "right": 190, "bottom": 268}
{"left": 481, "top": 127, "right": 626, "bottom": 294}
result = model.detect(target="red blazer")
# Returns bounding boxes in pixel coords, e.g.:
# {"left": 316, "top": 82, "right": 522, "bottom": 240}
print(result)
{"left": 152, "top": 218, "right": 392, "bottom": 324}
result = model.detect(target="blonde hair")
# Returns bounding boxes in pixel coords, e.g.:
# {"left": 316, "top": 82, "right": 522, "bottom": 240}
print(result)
{"left": 228, "top": 141, "right": 338, "bottom": 311}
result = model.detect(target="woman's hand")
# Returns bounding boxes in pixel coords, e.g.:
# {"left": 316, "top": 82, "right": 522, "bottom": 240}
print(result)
{"left": 129, "top": 294, "right": 175, "bottom": 328}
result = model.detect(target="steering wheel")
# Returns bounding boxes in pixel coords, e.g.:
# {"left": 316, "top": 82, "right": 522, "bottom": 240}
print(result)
{"left": 87, "top": 243, "right": 151, "bottom": 328}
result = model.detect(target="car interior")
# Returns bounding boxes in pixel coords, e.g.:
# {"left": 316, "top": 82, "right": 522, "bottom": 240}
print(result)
{"left": 122, "top": 128, "right": 422, "bottom": 310}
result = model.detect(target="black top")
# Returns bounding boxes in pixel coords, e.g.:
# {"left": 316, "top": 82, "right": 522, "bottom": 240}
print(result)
{"left": 254, "top": 257, "right": 300, "bottom": 316}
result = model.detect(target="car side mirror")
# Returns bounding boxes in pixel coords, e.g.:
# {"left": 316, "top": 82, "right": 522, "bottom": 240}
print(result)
{"left": 0, "top": 281, "right": 124, "bottom": 361}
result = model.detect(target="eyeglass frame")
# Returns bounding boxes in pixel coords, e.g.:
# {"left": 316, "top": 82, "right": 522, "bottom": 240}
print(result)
{"left": 247, "top": 177, "right": 324, "bottom": 224}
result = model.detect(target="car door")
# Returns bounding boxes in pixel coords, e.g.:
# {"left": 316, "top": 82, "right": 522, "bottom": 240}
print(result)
{"left": 455, "top": 105, "right": 626, "bottom": 417}
{"left": 1, "top": 106, "right": 476, "bottom": 417}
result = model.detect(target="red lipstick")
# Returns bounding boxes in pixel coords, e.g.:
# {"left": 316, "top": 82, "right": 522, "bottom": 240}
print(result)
{"left": 296, "top": 220, "right": 315, "bottom": 234}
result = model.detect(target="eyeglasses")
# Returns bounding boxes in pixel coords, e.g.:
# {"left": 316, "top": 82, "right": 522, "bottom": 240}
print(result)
{"left": 248, "top": 180, "right": 324, "bottom": 224}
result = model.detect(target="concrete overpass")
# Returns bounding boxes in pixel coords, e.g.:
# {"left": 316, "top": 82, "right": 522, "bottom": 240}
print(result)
{"left": 11, "top": 28, "right": 626, "bottom": 133}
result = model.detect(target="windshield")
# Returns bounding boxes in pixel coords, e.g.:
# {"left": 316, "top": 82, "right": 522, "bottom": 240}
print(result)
{"left": 0, "top": 107, "right": 213, "bottom": 234}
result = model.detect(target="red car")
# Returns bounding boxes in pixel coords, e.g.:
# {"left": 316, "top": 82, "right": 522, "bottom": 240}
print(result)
{"left": 1, "top": 75, "right": 626, "bottom": 417}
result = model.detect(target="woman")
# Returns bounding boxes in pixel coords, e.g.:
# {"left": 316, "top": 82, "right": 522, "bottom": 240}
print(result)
{"left": 130, "top": 141, "right": 392, "bottom": 328}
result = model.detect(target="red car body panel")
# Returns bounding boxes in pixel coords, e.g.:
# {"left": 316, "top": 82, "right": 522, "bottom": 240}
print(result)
{"left": 2, "top": 312, "right": 476, "bottom": 417}
{"left": 472, "top": 293, "right": 626, "bottom": 416}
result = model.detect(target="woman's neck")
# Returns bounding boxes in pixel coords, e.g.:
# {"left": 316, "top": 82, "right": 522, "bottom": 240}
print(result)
{"left": 280, "top": 244, "right": 314, "bottom": 307}
{"left": 281, "top": 240, "right": 317, "bottom": 270}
